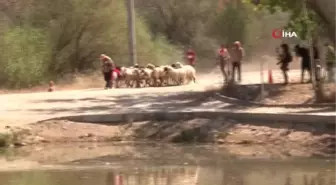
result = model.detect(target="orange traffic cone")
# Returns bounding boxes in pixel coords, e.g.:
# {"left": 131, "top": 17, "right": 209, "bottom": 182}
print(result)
{"left": 268, "top": 70, "right": 273, "bottom": 84}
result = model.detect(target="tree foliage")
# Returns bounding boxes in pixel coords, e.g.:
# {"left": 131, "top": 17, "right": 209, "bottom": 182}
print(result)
{"left": 211, "top": 2, "right": 249, "bottom": 45}
{"left": 136, "top": 0, "right": 279, "bottom": 64}
{"left": 0, "top": 0, "right": 180, "bottom": 88}
{"left": 246, "top": 0, "right": 333, "bottom": 41}
{"left": 0, "top": 26, "right": 50, "bottom": 88}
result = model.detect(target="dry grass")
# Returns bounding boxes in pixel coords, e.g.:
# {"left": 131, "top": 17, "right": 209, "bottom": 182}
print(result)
{"left": 0, "top": 73, "right": 103, "bottom": 95}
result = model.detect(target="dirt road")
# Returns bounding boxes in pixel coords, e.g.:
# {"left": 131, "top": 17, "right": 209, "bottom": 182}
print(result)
{"left": 0, "top": 69, "right": 313, "bottom": 131}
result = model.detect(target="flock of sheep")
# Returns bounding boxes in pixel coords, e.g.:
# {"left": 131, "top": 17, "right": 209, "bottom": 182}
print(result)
{"left": 116, "top": 62, "right": 196, "bottom": 88}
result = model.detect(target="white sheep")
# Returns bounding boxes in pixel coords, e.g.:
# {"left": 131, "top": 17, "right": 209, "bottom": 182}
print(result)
{"left": 151, "top": 65, "right": 168, "bottom": 87}
{"left": 173, "top": 62, "right": 196, "bottom": 84}
{"left": 163, "top": 65, "right": 187, "bottom": 86}
{"left": 120, "top": 67, "right": 138, "bottom": 88}
{"left": 182, "top": 65, "right": 196, "bottom": 84}
{"left": 139, "top": 67, "right": 154, "bottom": 87}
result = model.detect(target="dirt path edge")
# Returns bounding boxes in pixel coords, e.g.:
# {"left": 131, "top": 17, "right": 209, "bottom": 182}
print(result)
{"left": 59, "top": 111, "right": 336, "bottom": 125}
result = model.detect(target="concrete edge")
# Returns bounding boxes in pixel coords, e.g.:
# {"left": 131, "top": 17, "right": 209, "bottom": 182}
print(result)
{"left": 214, "top": 93, "right": 336, "bottom": 108}
{"left": 47, "top": 110, "right": 336, "bottom": 125}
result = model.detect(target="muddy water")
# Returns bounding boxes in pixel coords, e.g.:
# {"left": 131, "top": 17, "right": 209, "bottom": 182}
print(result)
{"left": 0, "top": 144, "right": 335, "bottom": 185}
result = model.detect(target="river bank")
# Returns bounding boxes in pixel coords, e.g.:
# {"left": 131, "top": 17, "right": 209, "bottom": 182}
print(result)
{"left": 1, "top": 117, "right": 335, "bottom": 159}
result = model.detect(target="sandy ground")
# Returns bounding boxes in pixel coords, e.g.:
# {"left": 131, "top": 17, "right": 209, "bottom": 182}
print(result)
{"left": 0, "top": 68, "right": 319, "bottom": 130}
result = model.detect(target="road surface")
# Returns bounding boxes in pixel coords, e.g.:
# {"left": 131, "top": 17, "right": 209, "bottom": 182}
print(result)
{"left": 0, "top": 69, "right": 326, "bottom": 131}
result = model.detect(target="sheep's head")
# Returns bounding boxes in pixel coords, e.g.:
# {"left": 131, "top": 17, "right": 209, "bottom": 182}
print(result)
{"left": 133, "top": 64, "right": 139, "bottom": 68}
{"left": 164, "top": 66, "right": 174, "bottom": 73}
{"left": 132, "top": 68, "right": 140, "bottom": 76}
{"left": 120, "top": 67, "right": 129, "bottom": 76}
{"left": 175, "top": 62, "right": 183, "bottom": 68}
{"left": 146, "top": 63, "right": 155, "bottom": 69}
{"left": 140, "top": 68, "right": 150, "bottom": 77}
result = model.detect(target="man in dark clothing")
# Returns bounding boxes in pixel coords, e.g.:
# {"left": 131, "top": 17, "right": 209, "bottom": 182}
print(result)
{"left": 230, "top": 41, "right": 245, "bottom": 82}
{"left": 277, "top": 44, "right": 292, "bottom": 84}
{"left": 294, "top": 45, "right": 312, "bottom": 83}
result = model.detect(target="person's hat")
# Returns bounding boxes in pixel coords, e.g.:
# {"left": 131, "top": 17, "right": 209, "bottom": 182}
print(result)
{"left": 100, "top": 54, "right": 107, "bottom": 60}
{"left": 100, "top": 54, "right": 112, "bottom": 61}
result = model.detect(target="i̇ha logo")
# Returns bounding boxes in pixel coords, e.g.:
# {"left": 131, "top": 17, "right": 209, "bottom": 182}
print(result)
{"left": 272, "top": 29, "right": 298, "bottom": 39}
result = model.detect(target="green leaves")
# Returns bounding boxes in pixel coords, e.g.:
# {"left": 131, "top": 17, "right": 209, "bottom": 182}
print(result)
{"left": 0, "top": 0, "right": 181, "bottom": 88}
{"left": 0, "top": 26, "right": 50, "bottom": 88}
{"left": 245, "top": 0, "right": 319, "bottom": 40}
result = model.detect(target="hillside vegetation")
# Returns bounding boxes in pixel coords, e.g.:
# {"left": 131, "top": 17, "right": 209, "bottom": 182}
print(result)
{"left": 2, "top": 0, "right": 328, "bottom": 89}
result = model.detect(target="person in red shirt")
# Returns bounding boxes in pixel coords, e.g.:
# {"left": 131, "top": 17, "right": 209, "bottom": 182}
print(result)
{"left": 217, "top": 44, "right": 231, "bottom": 84}
{"left": 111, "top": 66, "right": 121, "bottom": 88}
{"left": 186, "top": 47, "right": 196, "bottom": 66}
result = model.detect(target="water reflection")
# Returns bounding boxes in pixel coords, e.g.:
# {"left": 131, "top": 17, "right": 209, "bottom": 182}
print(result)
{"left": 0, "top": 144, "right": 335, "bottom": 185}
{"left": 0, "top": 164, "right": 334, "bottom": 185}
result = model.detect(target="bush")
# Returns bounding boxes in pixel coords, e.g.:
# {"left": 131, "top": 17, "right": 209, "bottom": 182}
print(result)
{"left": 0, "top": 133, "right": 11, "bottom": 147}
{"left": 0, "top": 26, "right": 50, "bottom": 88}
{"left": 0, "top": 0, "right": 180, "bottom": 89}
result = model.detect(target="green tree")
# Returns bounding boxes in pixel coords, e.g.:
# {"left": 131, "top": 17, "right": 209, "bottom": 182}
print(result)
{"left": 0, "top": 0, "right": 180, "bottom": 88}
{"left": 0, "top": 26, "right": 50, "bottom": 88}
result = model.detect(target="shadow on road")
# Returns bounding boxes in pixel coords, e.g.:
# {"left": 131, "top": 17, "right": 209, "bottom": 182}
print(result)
{"left": 11, "top": 89, "right": 221, "bottom": 115}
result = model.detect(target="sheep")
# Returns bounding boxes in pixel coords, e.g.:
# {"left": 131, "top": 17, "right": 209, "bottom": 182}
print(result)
{"left": 163, "top": 65, "right": 187, "bottom": 86}
{"left": 120, "top": 67, "right": 138, "bottom": 88}
{"left": 174, "top": 62, "right": 184, "bottom": 69}
{"left": 151, "top": 65, "right": 167, "bottom": 87}
{"left": 183, "top": 65, "right": 196, "bottom": 84}
{"left": 115, "top": 62, "right": 194, "bottom": 88}
{"left": 133, "top": 67, "right": 149, "bottom": 88}
{"left": 139, "top": 67, "right": 154, "bottom": 87}
{"left": 173, "top": 62, "right": 196, "bottom": 84}
{"left": 146, "top": 63, "right": 155, "bottom": 69}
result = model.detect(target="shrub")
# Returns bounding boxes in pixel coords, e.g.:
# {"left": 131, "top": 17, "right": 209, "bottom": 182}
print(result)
{"left": 0, "top": 26, "right": 50, "bottom": 88}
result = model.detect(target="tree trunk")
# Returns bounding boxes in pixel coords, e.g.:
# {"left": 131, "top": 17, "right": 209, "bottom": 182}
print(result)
{"left": 310, "top": 37, "right": 325, "bottom": 102}
{"left": 304, "top": 0, "right": 334, "bottom": 102}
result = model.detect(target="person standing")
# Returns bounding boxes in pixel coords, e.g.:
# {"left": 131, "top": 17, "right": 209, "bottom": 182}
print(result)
{"left": 294, "top": 44, "right": 312, "bottom": 83}
{"left": 217, "top": 44, "right": 231, "bottom": 84}
{"left": 276, "top": 44, "right": 292, "bottom": 85}
{"left": 100, "top": 54, "right": 114, "bottom": 89}
{"left": 325, "top": 43, "right": 336, "bottom": 82}
{"left": 186, "top": 47, "right": 196, "bottom": 67}
{"left": 230, "top": 41, "right": 245, "bottom": 82}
